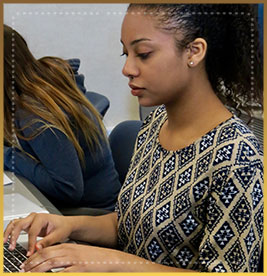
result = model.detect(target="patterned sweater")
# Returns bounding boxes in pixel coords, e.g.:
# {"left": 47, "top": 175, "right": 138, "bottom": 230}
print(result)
{"left": 116, "top": 105, "right": 263, "bottom": 272}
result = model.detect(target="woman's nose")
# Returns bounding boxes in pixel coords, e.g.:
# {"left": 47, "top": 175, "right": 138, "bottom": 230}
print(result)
{"left": 122, "top": 57, "right": 139, "bottom": 78}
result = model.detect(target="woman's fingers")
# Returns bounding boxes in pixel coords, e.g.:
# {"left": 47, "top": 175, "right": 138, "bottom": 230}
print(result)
{"left": 22, "top": 244, "right": 70, "bottom": 272}
{"left": 22, "top": 256, "right": 71, "bottom": 273}
{"left": 21, "top": 243, "right": 115, "bottom": 272}
{"left": 3, "top": 221, "right": 12, "bottom": 243}
{"left": 35, "top": 229, "right": 65, "bottom": 251}
{"left": 26, "top": 214, "right": 51, "bottom": 256}
{"left": 4, "top": 220, "right": 15, "bottom": 247}
{"left": 3, "top": 213, "right": 36, "bottom": 249}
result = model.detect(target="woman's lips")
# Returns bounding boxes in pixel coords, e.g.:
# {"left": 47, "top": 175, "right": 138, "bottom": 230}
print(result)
{"left": 131, "top": 88, "right": 144, "bottom": 96}
{"left": 129, "top": 84, "right": 145, "bottom": 96}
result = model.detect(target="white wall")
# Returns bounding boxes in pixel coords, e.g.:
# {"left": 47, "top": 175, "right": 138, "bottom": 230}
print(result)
{"left": 4, "top": 3, "right": 140, "bottom": 131}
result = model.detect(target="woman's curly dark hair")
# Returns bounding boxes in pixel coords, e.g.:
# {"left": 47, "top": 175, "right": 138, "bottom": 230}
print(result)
{"left": 128, "top": 4, "right": 263, "bottom": 116}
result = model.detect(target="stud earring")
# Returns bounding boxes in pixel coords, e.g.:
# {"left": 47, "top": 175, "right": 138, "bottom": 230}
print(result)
{"left": 189, "top": 61, "right": 194, "bottom": 66}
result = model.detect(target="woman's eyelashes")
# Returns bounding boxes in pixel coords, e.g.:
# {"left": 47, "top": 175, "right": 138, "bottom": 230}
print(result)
{"left": 120, "top": 52, "right": 152, "bottom": 60}
{"left": 136, "top": 52, "right": 151, "bottom": 60}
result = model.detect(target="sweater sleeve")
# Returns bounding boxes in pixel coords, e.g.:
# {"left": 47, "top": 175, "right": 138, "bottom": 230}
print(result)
{"left": 4, "top": 123, "right": 84, "bottom": 205}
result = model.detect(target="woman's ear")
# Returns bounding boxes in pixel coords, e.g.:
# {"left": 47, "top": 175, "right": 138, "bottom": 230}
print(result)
{"left": 187, "top": 38, "right": 207, "bottom": 67}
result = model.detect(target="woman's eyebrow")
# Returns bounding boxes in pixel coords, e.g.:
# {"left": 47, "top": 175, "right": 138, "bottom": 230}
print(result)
{"left": 120, "top": 38, "right": 152, "bottom": 46}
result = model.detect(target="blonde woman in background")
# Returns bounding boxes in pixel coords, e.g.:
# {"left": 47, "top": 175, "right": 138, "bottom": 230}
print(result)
{"left": 4, "top": 24, "right": 121, "bottom": 211}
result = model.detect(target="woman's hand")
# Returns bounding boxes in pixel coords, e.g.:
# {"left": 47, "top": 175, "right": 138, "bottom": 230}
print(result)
{"left": 20, "top": 243, "right": 119, "bottom": 272}
{"left": 19, "top": 242, "right": 193, "bottom": 273}
{"left": 4, "top": 212, "right": 73, "bottom": 256}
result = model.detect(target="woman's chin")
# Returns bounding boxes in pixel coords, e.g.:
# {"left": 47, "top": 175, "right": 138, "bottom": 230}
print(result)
{"left": 138, "top": 98, "right": 159, "bottom": 108}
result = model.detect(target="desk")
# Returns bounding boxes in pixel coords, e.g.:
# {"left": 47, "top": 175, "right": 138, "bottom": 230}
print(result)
{"left": 4, "top": 171, "right": 61, "bottom": 215}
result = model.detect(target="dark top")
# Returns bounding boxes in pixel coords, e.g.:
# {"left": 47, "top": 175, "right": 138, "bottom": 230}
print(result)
{"left": 4, "top": 58, "right": 121, "bottom": 210}
{"left": 4, "top": 110, "right": 121, "bottom": 211}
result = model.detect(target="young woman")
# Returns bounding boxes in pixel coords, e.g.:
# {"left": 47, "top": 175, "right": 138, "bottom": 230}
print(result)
{"left": 4, "top": 24, "right": 121, "bottom": 211}
{"left": 4, "top": 4, "right": 263, "bottom": 272}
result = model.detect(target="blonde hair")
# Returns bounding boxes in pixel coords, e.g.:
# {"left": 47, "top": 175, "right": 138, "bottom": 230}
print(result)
{"left": 4, "top": 24, "right": 107, "bottom": 165}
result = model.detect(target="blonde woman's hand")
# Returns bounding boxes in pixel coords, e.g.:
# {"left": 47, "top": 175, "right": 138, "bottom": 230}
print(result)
{"left": 4, "top": 212, "right": 73, "bottom": 256}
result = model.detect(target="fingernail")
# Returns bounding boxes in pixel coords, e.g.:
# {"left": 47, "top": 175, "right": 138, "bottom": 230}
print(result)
{"left": 26, "top": 251, "right": 31, "bottom": 256}
{"left": 19, "top": 269, "right": 25, "bottom": 273}
{"left": 20, "top": 263, "right": 25, "bottom": 269}
{"left": 35, "top": 243, "right": 43, "bottom": 250}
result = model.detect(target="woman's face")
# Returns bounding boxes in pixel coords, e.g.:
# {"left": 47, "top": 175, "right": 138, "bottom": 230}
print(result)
{"left": 121, "top": 12, "right": 191, "bottom": 107}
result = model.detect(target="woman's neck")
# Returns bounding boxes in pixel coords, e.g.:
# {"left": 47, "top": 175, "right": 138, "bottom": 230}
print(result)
{"left": 159, "top": 80, "right": 232, "bottom": 151}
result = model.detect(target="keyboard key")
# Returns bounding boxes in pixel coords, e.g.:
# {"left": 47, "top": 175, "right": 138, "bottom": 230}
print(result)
{"left": 4, "top": 241, "right": 27, "bottom": 272}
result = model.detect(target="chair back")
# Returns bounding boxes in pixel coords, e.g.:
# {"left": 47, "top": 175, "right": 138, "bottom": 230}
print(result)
{"left": 109, "top": 120, "right": 143, "bottom": 185}
{"left": 85, "top": 91, "right": 110, "bottom": 117}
